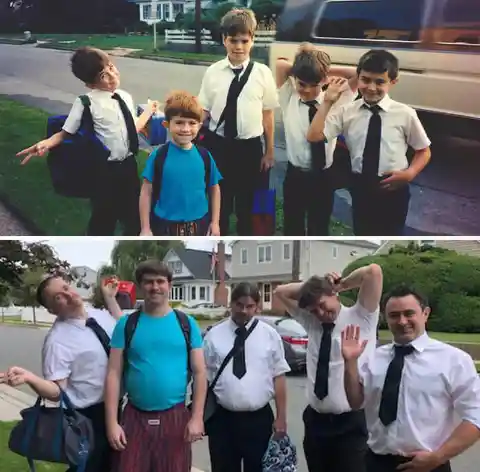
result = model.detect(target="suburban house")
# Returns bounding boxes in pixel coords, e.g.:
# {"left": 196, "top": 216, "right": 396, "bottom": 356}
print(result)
{"left": 71, "top": 265, "right": 97, "bottom": 300}
{"left": 229, "top": 240, "right": 379, "bottom": 312}
{"left": 375, "top": 240, "right": 480, "bottom": 257}
{"left": 130, "top": 0, "right": 186, "bottom": 23}
{"left": 163, "top": 247, "right": 232, "bottom": 305}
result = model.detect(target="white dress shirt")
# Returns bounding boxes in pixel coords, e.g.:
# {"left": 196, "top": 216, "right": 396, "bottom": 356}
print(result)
{"left": 279, "top": 78, "right": 356, "bottom": 170}
{"left": 291, "top": 302, "right": 379, "bottom": 414}
{"left": 42, "top": 308, "right": 117, "bottom": 409}
{"left": 360, "top": 333, "right": 480, "bottom": 455}
{"left": 198, "top": 57, "right": 279, "bottom": 140}
{"left": 203, "top": 317, "right": 291, "bottom": 412}
{"left": 324, "top": 94, "right": 431, "bottom": 176}
{"left": 63, "top": 88, "right": 136, "bottom": 161}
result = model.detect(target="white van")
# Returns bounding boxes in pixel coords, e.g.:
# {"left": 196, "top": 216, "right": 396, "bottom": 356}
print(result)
{"left": 270, "top": 0, "right": 480, "bottom": 142}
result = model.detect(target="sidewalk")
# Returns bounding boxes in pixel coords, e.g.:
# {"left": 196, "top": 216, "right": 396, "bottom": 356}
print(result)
{"left": 0, "top": 384, "right": 205, "bottom": 472}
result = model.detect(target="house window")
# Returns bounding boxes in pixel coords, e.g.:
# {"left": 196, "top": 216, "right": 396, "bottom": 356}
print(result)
{"left": 171, "top": 286, "right": 184, "bottom": 301}
{"left": 264, "top": 283, "right": 271, "bottom": 303}
{"left": 241, "top": 248, "right": 248, "bottom": 265}
{"left": 199, "top": 286, "right": 206, "bottom": 301}
{"left": 313, "top": 0, "right": 423, "bottom": 42}
{"left": 258, "top": 245, "right": 272, "bottom": 263}
{"left": 283, "top": 243, "right": 291, "bottom": 260}
{"left": 332, "top": 245, "right": 338, "bottom": 258}
{"left": 164, "top": 3, "right": 171, "bottom": 20}
{"left": 173, "top": 3, "right": 183, "bottom": 17}
{"left": 206, "top": 286, "right": 211, "bottom": 301}
{"left": 191, "top": 286, "right": 196, "bottom": 300}
{"left": 142, "top": 4, "right": 151, "bottom": 20}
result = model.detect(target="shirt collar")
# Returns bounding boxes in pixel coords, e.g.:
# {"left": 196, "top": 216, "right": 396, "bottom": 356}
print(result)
{"left": 228, "top": 315, "right": 256, "bottom": 331}
{"left": 393, "top": 332, "right": 430, "bottom": 353}
{"left": 223, "top": 57, "right": 250, "bottom": 70}
{"left": 362, "top": 94, "right": 392, "bottom": 112}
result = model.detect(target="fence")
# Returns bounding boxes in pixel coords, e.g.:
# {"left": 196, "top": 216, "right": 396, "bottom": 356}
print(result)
{"left": 165, "top": 29, "right": 275, "bottom": 47}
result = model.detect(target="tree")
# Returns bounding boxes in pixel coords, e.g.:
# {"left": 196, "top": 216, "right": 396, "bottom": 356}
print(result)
{"left": 10, "top": 268, "right": 45, "bottom": 323}
{"left": 342, "top": 245, "right": 480, "bottom": 333}
{"left": 0, "top": 240, "right": 70, "bottom": 293}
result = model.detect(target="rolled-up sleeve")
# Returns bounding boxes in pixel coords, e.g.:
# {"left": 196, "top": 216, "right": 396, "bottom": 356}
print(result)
{"left": 269, "top": 330, "right": 291, "bottom": 377}
{"left": 323, "top": 106, "right": 345, "bottom": 143}
{"left": 203, "top": 334, "right": 217, "bottom": 383}
{"left": 450, "top": 354, "right": 480, "bottom": 429}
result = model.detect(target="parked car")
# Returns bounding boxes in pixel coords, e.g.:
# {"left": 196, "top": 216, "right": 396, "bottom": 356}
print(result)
{"left": 203, "top": 314, "right": 308, "bottom": 372}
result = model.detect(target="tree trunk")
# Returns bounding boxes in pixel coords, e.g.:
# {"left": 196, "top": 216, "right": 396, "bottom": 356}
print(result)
{"left": 32, "top": 305, "right": 37, "bottom": 325}
{"left": 292, "top": 241, "right": 301, "bottom": 282}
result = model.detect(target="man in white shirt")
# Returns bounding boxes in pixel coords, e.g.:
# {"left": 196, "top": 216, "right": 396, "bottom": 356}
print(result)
{"left": 1, "top": 274, "right": 123, "bottom": 472}
{"left": 204, "top": 282, "right": 291, "bottom": 472}
{"left": 198, "top": 9, "right": 279, "bottom": 236}
{"left": 275, "top": 263, "right": 383, "bottom": 472}
{"left": 342, "top": 285, "right": 480, "bottom": 472}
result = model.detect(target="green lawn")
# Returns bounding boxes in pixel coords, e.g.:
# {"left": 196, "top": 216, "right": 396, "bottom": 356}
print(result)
{"left": 0, "top": 96, "right": 353, "bottom": 236}
{"left": 378, "top": 330, "right": 480, "bottom": 344}
{"left": 0, "top": 421, "right": 64, "bottom": 471}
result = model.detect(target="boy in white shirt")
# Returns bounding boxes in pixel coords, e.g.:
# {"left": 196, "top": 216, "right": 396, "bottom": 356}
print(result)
{"left": 17, "top": 47, "right": 157, "bottom": 236}
{"left": 307, "top": 49, "right": 431, "bottom": 236}
{"left": 198, "top": 8, "right": 279, "bottom": 236}
{"left": 276, "top": 43, "right": 357, "bottom": 235}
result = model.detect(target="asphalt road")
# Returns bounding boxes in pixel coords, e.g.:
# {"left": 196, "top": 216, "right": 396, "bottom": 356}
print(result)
{"left": 0, "top": 323, "right": 479, "bottom": 472}
{"left": 0, "top": 44, "right": 479, "bottom": 236}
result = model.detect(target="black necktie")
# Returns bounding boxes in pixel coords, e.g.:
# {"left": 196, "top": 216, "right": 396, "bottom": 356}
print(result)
{"left": 305, "top": 101, "right": 326, "bottom": 172}
{"left": 361, "top": 104, "right": 382, "bottom": 177}
{"left": 314, "top": 322, "right": 335, "bottom": 400}
{"left": 232, "top": 325, "right": 247, "bottom": 379}
{"left": 223, "top": 68, "right": 243, "bottom": 139}
{"left": 86, "top": 317, "right": 111, "bottom": 356}
{"left": 112, "top": 92, "right": 139, "bottom": 155}
{"left": 379, "top": 344, "right": 415, "bottom": 426}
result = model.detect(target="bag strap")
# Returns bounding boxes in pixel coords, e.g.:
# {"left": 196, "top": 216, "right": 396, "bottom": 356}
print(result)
{"left": 196, "top": 144, "right": 211, "bottom": 195}
{"left": 86, "top": 319, "right": 111, "bottom": 357}
{"left": 78, "top": 95, "right": 94, "bottom": 134}
{"left": 210, "top": 319, "right": 259, "bottom": 390}
{"left": 123, "top": 310, "right": 141, "bottom": 368}
{"left": 174, "top": 309, "right": 192, "bottom": 377}
{"left": 214, "top": 61, "right": 255, "bottom": 132}
{"left": 151, "top": 142, "right": 171, "bottom": 214}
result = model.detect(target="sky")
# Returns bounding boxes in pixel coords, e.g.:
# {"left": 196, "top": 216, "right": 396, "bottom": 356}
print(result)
{"left": 27, "top": 238, "right": 220, "bottom": 271}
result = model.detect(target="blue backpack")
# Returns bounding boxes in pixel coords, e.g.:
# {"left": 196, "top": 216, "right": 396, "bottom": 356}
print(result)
{"left": 46, "top": 95, "right": 110, "bottom": 199}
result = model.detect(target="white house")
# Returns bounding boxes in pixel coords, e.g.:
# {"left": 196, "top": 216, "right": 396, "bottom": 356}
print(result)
{"left": 71, "top": 265, "right": 97, "bottom": 300}
{"left": 163, "top": 247, "right": 231, "bottom": 305}
{"left": 131, "top": 0, "right": 186, "bottom": 23}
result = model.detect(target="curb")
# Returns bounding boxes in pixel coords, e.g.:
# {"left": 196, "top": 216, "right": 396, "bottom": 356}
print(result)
{"left": 0, "top": 385, "right": 206, "bottom": 472}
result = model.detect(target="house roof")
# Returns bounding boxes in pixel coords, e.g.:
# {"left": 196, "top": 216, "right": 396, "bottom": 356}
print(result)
{"left": 171, "top": 247, "right": 231, "bottom": 281}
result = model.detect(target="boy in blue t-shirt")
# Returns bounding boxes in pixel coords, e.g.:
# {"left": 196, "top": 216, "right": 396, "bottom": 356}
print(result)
{"left": 139, "top": 91, "right": 222, "bottom": 236}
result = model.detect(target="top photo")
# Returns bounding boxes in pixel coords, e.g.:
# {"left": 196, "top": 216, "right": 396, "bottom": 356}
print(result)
{"left": 0, "top": 0, "right": 478, "bottom": 237}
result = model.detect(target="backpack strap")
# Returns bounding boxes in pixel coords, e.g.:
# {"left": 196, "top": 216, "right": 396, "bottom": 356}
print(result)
{"left": 195, "top": 145, "right": 211, "bottom": 195}
{"left": 174, "top": 309, "right": 192, "bottom": 382}
{"left": 151, "top": 142, "right": 171, "bottom": 213}
{"left": 123, "top": 310, "right": 141, "bottom": 368}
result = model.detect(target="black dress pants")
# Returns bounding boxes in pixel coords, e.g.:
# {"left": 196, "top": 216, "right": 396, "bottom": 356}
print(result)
{"left": 201, "top": 131, "right": 267, "bottom": 236}
{"left": 87, "top": 156, "right": 141, "bottom": 236}
{"left": 366, "top": 449, "right": 452, "bottom": 472}
{"left": 350, "top": 173, "right": 410, "bottom": 236}
{"left": 67, "top": 402, "right": 112, "bottom": 472}
{"left": 283, "top": 163, "right": 335, "bottom": 236}
{"left": 208, "top": 404, "right": 274, "bottom": 472}
{"left": 303, "top": 406, "right": 368, "bottom": 472}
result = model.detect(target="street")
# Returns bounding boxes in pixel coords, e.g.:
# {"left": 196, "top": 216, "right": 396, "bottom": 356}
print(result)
{"left": 0, "top": 324, "right": 479, "bottom": 472}
{"left": 0, "top": 44, "right": 479, "bottom": 235}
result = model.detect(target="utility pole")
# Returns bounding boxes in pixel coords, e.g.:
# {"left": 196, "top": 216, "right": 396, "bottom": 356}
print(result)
{"left": 151, "top": 0, "right": 159, "bottom": 51}
{"left": 216, "top": 241, "right": 228, "bottom": 306}
{"left": 194, "top": 0, "right": 202, "bottom": 53}
{"left": 292, "top": 240, "right": 301, "bottom": 282}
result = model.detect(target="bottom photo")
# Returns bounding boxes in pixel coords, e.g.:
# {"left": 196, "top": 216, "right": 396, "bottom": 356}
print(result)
{"left": 0, "top": 238, "right": 479, "bottom": 472}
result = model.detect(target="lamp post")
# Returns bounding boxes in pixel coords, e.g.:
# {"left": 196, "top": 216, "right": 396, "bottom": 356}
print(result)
{"left": 151, "top": 0, "right": 160, "bottom": 51}
{"left": 195, "top": 0, "right": 202, "bottom": 53}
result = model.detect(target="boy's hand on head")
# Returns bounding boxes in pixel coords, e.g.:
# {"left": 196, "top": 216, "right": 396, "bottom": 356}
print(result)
{"left": 146, "top": 99, "right": 160, "bottom": 116}
{"left": 324, "top": 77, "right": 348, "bottom": 103}
{"left": 16, "top": 140, "right": 49, "bottom": 165}
{"left": 208, "top": 222, "right": 220, "bottom": 236}
{"left": 139, "top": 228, "right": 153, "bottom": 236}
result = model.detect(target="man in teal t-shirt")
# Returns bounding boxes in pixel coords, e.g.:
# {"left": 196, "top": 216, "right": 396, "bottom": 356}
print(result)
{"left": 105, "top": 260, "right": 207, "bottom": 472}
